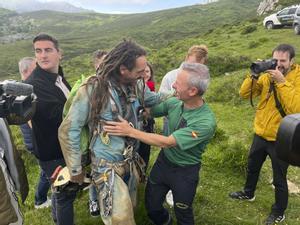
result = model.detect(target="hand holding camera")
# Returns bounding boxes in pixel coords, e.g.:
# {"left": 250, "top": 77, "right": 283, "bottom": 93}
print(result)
{"left": 250, "top": 58, "right": 277, "bottom": 79}
{"left": 250, "top": 58, "right": 285, "bottom": 83}
{"left": 267, "top": 69, "right": 286, "bottom": 84}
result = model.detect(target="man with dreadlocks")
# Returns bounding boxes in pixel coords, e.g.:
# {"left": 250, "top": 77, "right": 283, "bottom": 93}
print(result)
{"left": 59, "top": 40, "right": 167, "bottom": 224}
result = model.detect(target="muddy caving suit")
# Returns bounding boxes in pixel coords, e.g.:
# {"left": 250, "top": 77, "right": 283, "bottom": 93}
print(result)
{"left": 59, "top": 79, "right": 167, "bottom": 225}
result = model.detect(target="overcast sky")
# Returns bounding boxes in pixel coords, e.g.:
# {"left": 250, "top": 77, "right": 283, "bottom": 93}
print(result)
{"left": 39, "top": 0, "right": 207, "bottom": 13}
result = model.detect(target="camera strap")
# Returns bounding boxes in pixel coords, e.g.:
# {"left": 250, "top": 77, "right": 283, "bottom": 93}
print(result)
{"left": 250, "top": 80, "right": 286, "bottom": 118}
{"left": 270, "top": 82, "right": 286, "bottom": 118}
{"left": 250, "top": 79, "right": 257, "bottom": 107}
{"left": 250, "top": 79, "right": 254, "bottom": 107}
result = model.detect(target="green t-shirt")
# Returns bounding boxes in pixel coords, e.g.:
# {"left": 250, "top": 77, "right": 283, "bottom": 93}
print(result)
{"left": 151, "top": 97, "right": 216, "bottom": 166}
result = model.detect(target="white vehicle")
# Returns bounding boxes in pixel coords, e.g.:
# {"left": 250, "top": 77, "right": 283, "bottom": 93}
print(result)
{"left": 263, "top": 5, "right": 300, "bottom": 29}
{"left": 293, "top": 7, "right": 300, "bottom": 35}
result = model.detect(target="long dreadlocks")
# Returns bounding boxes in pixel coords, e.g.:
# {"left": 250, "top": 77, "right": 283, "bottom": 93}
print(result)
{"left": 86, "top": 39, "right": 147, "bottom": 127}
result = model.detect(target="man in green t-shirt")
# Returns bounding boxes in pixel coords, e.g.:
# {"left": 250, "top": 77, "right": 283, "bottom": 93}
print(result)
{"left": 104, "top": 62, "right": 216, "bottom": 225}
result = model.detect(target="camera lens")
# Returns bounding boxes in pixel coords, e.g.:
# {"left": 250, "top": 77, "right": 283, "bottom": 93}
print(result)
{"left": 250, "top": 59, "right": 278, "bottom": 76}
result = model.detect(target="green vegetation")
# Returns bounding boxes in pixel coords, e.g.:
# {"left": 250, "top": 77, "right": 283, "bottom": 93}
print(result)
{"left": 241, "top": 24, "right": 257, "bottom": 35}
{"left": 4, "top": 0, "right": 300, "bottom": 224}
{"left": 0, "top": 0, "right": 261, "bottom": 79}
{"left": 277, "top": 0, "right": 300, "bottom": 8}
{"left": 0, "top": 8, "right": 35, "bottom": 40}
{"left": 0, "top": 8, "right": 16, "bottom": 17}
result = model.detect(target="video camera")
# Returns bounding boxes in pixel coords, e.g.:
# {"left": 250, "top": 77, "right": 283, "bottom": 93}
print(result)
{"left": 276, "top": 113, "right": 300, "bottom": 167}
{"left": 0, "top": 80, "right": 36, "bottom": 125}
{"left": 250, "top": 58, "right": 277, "bottom": 78}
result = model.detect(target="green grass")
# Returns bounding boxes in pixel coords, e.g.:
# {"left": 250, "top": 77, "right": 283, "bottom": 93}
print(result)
{"left": 14, "top": 98, "right": 300, "bottom": 224}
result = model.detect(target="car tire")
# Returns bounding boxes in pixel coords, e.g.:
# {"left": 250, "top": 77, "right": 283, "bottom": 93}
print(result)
{"left": 294, "top": 25, "right": 300, "bottom": 35}
{"left": 266, "top": 21, "right": 274, "bottom": 30}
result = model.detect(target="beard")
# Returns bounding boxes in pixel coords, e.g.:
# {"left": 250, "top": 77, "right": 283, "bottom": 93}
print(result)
{"left": 120, "top": 76, "right": 137, "bottom": 86}
{"left": 278, "top": 66, "right": 290, "bottom": 76}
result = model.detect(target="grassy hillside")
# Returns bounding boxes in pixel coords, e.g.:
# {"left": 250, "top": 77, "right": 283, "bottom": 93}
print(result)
{"left": 0, "top": 0, "right": 261, "bottom": 80}
{"left": 21, "top": 0, "right": 260, "bottom": 47}
{"left": 0, "top": 7, "right": 15, "bottom": 16}
{"left": 148, "top": 20, "right": 300, "bottom": 81}
{"left": 0, "top": 8, "right": 35, "bottom": 38}
{"left": 11, "top": 18, "right": 300, "bottom": 225}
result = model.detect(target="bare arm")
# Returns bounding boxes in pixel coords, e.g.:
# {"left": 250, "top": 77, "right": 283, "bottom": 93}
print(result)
{"left": 103, "top": 116, "right": 177, "bottom": 148}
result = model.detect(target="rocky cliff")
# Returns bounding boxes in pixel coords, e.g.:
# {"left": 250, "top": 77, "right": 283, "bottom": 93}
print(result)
{"left": 257, "top": 0, "right": 280, "bottom": 15}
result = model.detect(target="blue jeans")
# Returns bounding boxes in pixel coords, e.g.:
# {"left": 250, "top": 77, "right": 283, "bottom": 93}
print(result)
{"left": 89, "top": 185, "right": 98, "bottom": 201}
{"left": 34, "top": 169, "right": 51, "bottom": 205}
{"left": 39, "top": 158, "right": 77, "bottom": 225}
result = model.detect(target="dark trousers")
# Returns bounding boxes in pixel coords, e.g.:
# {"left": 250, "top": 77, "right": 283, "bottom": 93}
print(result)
{"left": 138, "top": 142, "right": 151, "bottom": 168}
{"left": 138, "top": 118, "right": 155, "bottom": 168}
{"left": 39, "top": 158, "right": 77, "bottom": 225}
{"left": 244, "top": 134, "right": 289, "bottom": 215}
{"left": 34, "top": 169, "right": 51, "bottom": 205}
{"left": 145, "top": 151, "right": 200, "bottom": 225}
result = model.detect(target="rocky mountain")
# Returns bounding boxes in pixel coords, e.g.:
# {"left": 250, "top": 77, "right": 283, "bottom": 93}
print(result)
{"left": 257, "top": 0, "right": 279, "bottom": 15}
{"left": 0, "top": 0, "right": 91, "bottom": 13}
{"left": 257, "top": 0, "right": 299, "bottom": 15}
{"left": 200, "top": 0, "right": 219, "bottom": 4}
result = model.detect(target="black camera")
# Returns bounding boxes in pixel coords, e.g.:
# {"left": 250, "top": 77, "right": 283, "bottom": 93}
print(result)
{"left": 276, "top": 113, "right": 300, "bottom": 167}
{"left": 0, "top": 80, "right": 36, "bottom": 125}
{"left": 250, "top": 58, "right": 277, "bottom": 78}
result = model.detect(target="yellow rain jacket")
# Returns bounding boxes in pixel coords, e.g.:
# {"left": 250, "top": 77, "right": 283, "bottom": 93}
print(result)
{"left": 240, "top": 64, "right": 300, "bottom": 141}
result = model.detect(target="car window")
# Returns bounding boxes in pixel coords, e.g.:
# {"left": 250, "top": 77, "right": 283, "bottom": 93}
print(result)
{"left": 288, "top": 8, "right": 297, "bottom": 15}
{"left": 278, "top": 9, "right": 289, "bottom": 16}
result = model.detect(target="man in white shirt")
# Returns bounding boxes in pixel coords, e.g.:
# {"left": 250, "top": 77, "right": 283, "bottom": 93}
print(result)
{"left": 159, "top": 45, "right": 208, "bottom": 94}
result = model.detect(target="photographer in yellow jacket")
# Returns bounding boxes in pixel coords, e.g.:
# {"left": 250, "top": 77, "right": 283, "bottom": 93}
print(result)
{"left": 229, "top": 44, "right": 300, "bottom": 225}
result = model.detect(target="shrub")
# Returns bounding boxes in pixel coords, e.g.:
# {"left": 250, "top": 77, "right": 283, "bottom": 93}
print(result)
{"left": 208, "top": 55, "right": 251, "bottom": 76}
{"left": 240, "top": 25, "right": 257, "bottom": 35}
{"left": 205, "top": 29, "right": 214, "bottom": 35}
{"left": 210, "top": 41, "right": 219, "bottom": 47}
{"left": 205, "top": 70, "right": 245, "bottom": 105}
{"left": 205, "top": 139, "right": 249, "bottom": 173}
{"left": 210, "top": 127, "right": 229, "bottom": 145}
{"left": 219, "top": 140, "right": 249, "bottom": 171}
{"left": 249, "top": 18, "right": 260, "bottom": 23}
{"left": 228, "top": 28, "right": 237, "bottom": 34}
{"left": 248, "top": 41, "right": 260, "bottom": 49}
{"left": 258, "top": 37, "right": 269, "bottom": 43}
